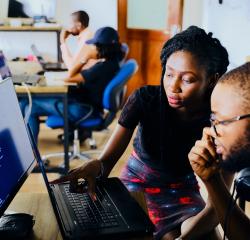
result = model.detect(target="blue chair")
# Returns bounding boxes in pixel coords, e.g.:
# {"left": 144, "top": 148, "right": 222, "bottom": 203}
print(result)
{"left": 43, "top": 59, "right": 138, "bottom": 162}
{"left": 120, "top": 43, "right": 129, "bottom": 66}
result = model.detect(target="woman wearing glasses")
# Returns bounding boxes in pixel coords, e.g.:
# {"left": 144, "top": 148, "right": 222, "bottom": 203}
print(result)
{"left": 52, "top": 26, "right": 230, "bottom": 239}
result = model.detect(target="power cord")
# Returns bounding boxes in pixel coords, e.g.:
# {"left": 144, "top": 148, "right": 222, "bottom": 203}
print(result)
{"left": 21, "top": 83, "right": 32, "bottom": 124}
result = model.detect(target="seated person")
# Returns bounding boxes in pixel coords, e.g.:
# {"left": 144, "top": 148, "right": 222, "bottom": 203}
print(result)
{"left": 60, "top": 10, "right": 93, "bottom": 70}
{"left": 24, "top": 27, "right": 124, "bottom": 143}
{"left": 189, "top": 63, "right": 250, "bottom": 240}
{"left": 52, "top": 26, "right": 230, "bottom": 240}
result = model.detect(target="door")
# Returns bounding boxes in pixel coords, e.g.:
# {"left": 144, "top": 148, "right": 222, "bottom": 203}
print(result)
{"left": 118, "top": 0, "right": 183, "bottom": 97}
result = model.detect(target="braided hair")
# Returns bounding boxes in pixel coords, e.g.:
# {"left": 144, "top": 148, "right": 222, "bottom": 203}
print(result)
{"left": 159, "top": 26, "right": 229, "bottom": 166}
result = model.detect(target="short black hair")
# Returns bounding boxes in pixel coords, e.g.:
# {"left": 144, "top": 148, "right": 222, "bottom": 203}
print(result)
{"left": 96, "top": 43, "right": 124, "bottom": 61}
{"left": 218, "top": 62, "right": 250, "bottom": 111}
{"left": 72, "top": 10, "right": 89, "bottom": 28}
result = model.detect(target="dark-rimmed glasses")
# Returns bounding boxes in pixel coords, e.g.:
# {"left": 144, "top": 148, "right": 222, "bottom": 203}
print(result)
{"left": 210, "top": 113, "right": 250, "bottom": 136}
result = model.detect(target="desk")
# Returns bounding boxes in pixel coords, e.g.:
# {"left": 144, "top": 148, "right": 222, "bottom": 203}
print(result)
{"left": 8, "top": 192, "right": 153, "bottom": 240}
{"left": 0, "top": 26, "right": 62, "bottom": 62}
{"left": 15, "top": 85, "right": 70, "bottom": 174}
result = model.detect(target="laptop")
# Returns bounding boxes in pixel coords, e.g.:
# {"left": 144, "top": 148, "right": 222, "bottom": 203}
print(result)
{"left": 0, "top": 78, "right": 154, "bottom": 239}
{"left": 31, "top": 44, "right": 67, "bottom": 71}
{"left": 0, "top": 51, "right": 41, "bottom": 86}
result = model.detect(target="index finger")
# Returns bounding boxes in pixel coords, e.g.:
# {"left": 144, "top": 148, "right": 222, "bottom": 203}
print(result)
{"left": 202, "top": 127, "right": 216, "bottom": 141}
{"left": 50, "top": 172, "right": 77, "bottom": 184}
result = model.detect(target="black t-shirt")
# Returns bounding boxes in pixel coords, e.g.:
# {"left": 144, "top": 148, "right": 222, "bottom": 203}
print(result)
{"left": 69, "top": 59, "right": 120, "bottom": 110}
{"left": 118, "top": 85, "right": 210, "bottom": 177}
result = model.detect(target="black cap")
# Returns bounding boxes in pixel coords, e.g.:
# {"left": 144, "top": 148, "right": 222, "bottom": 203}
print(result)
{"left": 86, "top": 27, "right": 119, "bottom": 45}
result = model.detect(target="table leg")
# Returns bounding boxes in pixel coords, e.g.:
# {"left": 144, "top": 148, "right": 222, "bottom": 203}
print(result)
{"left": 63, "top": 94, "right": 69, "bottom": 174}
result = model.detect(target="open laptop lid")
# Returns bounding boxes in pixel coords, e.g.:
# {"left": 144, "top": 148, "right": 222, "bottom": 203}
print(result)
{"left": 31, "top": 44, "right": 46, "bottom": 66}
{"left": 27, "top": 124, "right": 51, "bottom": 190}
{"left": 0, "top": 51, "right": 12, "bottom": 80}
{"left": 0, "top": 78, "right": 36, "bottom": 217}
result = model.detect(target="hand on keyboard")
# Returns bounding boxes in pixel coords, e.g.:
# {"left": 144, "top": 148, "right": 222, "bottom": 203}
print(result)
{"left": 50, "top": 159, "right": 103, "bottom": 200}
{"left": 69, "top": 180, "right": 88, "bottom": 194}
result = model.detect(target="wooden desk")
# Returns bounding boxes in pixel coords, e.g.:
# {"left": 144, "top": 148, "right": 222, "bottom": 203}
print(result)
{"left": 15, "top": 85, "right": 70, "bottom": 174}
{"left": 0, "top": 26, "right": 62, "bottom": 61}
{"left": 8, "top": 192, "right": 153, "bottom": 240}
{"left": 15, "top": 85, "right": 68, "bottom": 94}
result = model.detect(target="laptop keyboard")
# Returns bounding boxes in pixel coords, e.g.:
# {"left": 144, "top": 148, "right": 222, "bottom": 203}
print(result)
{"left": 63, "top": 185, "right": 120, "bottom": 229}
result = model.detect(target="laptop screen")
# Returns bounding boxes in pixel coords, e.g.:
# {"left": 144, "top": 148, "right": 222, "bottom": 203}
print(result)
{"left": 0, "top": 51, "right": 12, "bottom": 80}
{"left": 31, "top": 44, "right": 46, "bottom": 65}
{"left": 0, "top": 79, "right": 35, "bottom": 216}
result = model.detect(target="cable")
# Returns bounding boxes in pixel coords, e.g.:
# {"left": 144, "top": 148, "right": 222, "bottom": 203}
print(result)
{"left": 21, "top": 83, "right": 32, "bottom": 124}
{"left": 223, "top": 181, "right": 238, "bottom": 240}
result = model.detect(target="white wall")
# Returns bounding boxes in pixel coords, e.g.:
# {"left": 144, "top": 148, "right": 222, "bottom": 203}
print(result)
{"left": 202, "top": 0, "right": 250, "bottom": 68}
{"left": 0, "top": 0, "right": 117, "bottom": 61}
{"left": 183, "top": 0, "right": 250, "bottom": 69}
{"left": 182, "top": 0, "right": 204, "bottom": 30}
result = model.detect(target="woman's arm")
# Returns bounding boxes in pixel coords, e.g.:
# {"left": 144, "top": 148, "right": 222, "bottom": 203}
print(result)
{"left": 68, "top": 45, "right": 98, "bottom": 77}
{"left": 64, "top": 73, "right": 85, "bottom": 84}
{"left": 51, "top": 124, "right": 135, "bottom": 198}
{"left": 99, "top": 124, "right": 134, "bottom": 176}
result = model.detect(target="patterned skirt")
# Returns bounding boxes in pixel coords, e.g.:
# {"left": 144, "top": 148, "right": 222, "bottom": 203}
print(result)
{"left": 120, "top": 151, "right": 205, "bottom": 240}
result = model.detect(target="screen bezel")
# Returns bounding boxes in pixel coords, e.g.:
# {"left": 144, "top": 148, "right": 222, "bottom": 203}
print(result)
{"left": 0, "top": 78, "right": 36, "bottom": 217}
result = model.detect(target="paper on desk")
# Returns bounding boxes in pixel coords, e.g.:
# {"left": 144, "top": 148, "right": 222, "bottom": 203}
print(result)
{"left": 44, "top": 71, "right": 76, "bottom": 86}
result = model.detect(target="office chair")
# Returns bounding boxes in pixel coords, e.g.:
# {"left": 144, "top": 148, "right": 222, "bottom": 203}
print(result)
{"left": 120, "top": 43, "right": 129, "bottom": 66}
{"left": 42, "top": 59, "right": 138, "bottom": 163}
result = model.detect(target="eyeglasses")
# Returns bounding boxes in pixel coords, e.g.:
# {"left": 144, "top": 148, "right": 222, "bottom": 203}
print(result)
{"left": 210, "top": 113, "right": 250, "bottom": 136}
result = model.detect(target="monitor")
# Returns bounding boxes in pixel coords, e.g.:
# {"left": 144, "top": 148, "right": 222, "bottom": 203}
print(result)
{"left": 0, "top": 78, "right": 36, "bottom": 217}
{"left": 8, "top": 0, "right": 56, "bottom": 19}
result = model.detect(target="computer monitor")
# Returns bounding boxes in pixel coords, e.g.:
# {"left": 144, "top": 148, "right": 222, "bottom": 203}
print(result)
{"left": 0, "top": 78, "right": 36, "bottom": 217}
{"left": 8, "top": 0, "right": 56, "bottom": 20}
{"left": 0, "top": 51, "right": 12, "bottom": 80}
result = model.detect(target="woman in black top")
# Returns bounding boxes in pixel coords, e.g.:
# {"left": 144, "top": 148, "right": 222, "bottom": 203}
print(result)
{"left": 24, "top": 27, "right": 123, "bottom": 142}
{"left": 53, "top": 26, "right": 230, "bottom": 239}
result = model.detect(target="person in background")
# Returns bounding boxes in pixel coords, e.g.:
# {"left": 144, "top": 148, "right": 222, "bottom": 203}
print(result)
{"left": 60, "top": 10, "right": 94, "bottom": 70}
{"left": 52, "top": 26, "right": 231, "bottom": 239}
{"left": 25, "top": 27, "right": 123, "bottom": 143}
{"left": 188, "top": 63, "right": 250, "bottom": 240}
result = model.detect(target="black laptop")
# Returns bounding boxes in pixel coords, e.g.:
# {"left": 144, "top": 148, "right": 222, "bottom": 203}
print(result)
{"left": 31, "top": 44, "right": 67, "bottom": 71}
{"left": 0, "top": 78, "right": 154, "bottom": 239}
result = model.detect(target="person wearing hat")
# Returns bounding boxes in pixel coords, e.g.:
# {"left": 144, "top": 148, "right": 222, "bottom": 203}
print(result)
{"left": 24, "top": 27, "right": 124, "bottom": 143}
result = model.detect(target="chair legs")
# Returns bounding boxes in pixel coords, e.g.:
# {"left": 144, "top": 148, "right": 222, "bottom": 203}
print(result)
{"left": 42, "top": 129, "right": 101, "bottom": 164}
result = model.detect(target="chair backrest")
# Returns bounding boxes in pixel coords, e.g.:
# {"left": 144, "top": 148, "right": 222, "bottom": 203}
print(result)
{"left": 103, "top": 59, "right": 138, "bottom": 112}
{"left": 120, "top": 43, "right": 129, "bottom": 66}
{"left": 101, "top": 59, "right": 138, "bottom": 128}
